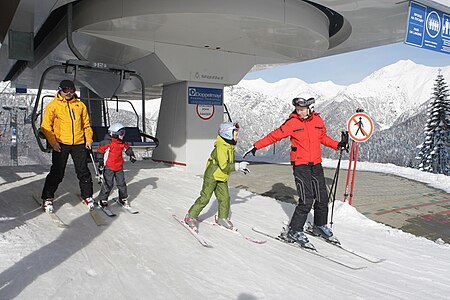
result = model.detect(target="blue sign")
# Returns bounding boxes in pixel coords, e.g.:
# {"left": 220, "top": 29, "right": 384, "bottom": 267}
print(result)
{"left": 405, "top": 1, "right": 450, "bottom": 54}
{"left": 15, "top": 83, "right": 27, "bottom": 93}
{"left": 188, "top": 87, "right": 223, "bottom": 105}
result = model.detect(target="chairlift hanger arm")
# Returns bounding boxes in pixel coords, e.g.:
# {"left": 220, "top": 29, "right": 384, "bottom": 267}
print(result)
{"left": 32, "top": 64, "right": 66, "bottom": 152}
{"left": 65, "top": 60, "right": 136, "bottom": 74}
{"left": 129, "top": 73, "right": 146, "bottom": 140}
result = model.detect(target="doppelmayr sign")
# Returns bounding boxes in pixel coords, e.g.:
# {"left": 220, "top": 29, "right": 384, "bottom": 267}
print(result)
{"left": 188, "top": 87, "right": 223, "bottom": 105}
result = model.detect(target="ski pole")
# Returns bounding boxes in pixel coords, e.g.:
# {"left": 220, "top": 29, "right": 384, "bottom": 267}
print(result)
{"left": 329, "top": 131, "right": 348, "bottom": 227}
{"left": 329, "top": 148, "right": 343, "bottom": 228}
{"left": 88, "top": 148, "right": 103, "bottom": 184}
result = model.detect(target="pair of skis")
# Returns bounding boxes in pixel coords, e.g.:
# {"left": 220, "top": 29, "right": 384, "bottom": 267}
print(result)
{"left": 172, "top": 214, "right": 266, "bottom": 247}
{"left": 76, "top": 195, "right": 140, "bottom": 225}
{"left": 252, "top": 228, "right": 374, "bottom": 270}
{"left": 34, "top": 193, "right": 106, "bottom": 227}
{"left": 303, "top": 222, "right": 385, "bottom": 264}
{"left": 32, "top": 193, "right": 139, "bottom": 228}
{"left": 251, "top": 227, "right": 365, "bottom": 270}
{"left": 251, "top": 226, "right": 385, "bottom": 270}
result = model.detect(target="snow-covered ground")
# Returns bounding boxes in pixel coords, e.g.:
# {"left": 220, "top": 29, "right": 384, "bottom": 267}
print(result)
{"left": 0, "top": 161, "right": 449, "bottom": 299}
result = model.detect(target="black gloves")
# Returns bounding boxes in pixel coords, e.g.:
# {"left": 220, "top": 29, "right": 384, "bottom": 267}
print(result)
{"left": 243, "top": 146, "right": 257, "bottom": 158}
{"left": 98, "top": 160, "right": 104, "bottom": 175}
{"left": 337, "top": 141, "right": 347, "bottom": 149}
{"left": 338, "top": 131, "right": 349, "bottom": 151}
{"left": 126, "top": 148, "right": 136, "bottom": 163}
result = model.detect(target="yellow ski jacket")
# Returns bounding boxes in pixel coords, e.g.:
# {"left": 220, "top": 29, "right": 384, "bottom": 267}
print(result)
{"left": 40, "top": 92, "right": 93, "bottom": 146}
{"left": 204, "top": 135, "right": 236, "bottom": 182}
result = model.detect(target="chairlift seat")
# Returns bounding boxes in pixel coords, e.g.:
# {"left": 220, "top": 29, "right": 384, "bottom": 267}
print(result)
{"left": 91, "top": 126, "right": 158, "bottom": 151}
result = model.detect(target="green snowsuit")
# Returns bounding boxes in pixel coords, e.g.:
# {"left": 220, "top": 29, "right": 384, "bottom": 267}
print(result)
{"left": 188, "top": 135, "right": 237, "bottom": 219}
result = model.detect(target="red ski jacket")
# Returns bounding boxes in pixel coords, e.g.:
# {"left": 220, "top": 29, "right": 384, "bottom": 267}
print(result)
{"left": 254, "top": 111, "right": 339, "bottom": 166}
{"left": 97, "top": 136, "right": 131, "bottom": 171}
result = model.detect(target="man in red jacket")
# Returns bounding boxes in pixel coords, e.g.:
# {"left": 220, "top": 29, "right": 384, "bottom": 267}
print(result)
{"left": 244, "top": 96, "right": 347, "bottom": 248}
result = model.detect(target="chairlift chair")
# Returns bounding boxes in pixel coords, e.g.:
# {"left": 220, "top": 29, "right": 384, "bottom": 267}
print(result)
{"left": 31, "top": 60, "right": 159, "bottom": 153}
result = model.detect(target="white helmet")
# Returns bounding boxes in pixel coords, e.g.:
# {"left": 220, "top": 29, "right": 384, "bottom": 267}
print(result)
{"left": 108, "top": 123, "right": 125, "bottom": 136}
{"left": 218, "top": 122, "right": 239, "bottom": 140}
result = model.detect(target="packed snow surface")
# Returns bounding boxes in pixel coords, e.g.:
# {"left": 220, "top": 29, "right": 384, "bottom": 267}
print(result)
{"left": 0, "top": 161, "right": 449, "bottom": 299}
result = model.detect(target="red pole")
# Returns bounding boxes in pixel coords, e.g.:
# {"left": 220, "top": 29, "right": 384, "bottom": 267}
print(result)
{"left": 349, "top": 143, "right": 359, "bottom": 205}
{"left": 343, "top": 140, "right": 355, "bottom": 202}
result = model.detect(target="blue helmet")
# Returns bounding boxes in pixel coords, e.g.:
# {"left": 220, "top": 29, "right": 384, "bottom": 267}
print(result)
{"left": 218, "top": 122, "right": 239, "bottom": 140}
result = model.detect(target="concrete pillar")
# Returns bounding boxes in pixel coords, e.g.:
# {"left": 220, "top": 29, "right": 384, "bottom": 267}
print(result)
{"left": 152, "top": 81, "right": 225, "bottom": 174}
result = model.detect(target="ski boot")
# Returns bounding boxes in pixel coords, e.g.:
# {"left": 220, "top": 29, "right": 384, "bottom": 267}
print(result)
{"left": 118, "top": 198, "right": 129, "bottom": 208}
{"left": 97, "top": 199, "right": 108, "bottom": 208}
{"left": 83, "top": 197, "right": 95, "bottom": 211}
{"left": 286, "top": 229, "right": 316, "bottom": 250}
{"left": 184, "top": 213, "right": 199, "bottom": 232}
{"left": 42, "top": 198, "right": 54, "bottom": 213}
{"left": 311, "top": 224, "right": 340, "bottom": 245}
{"left": 215, "top": 215, "right": 234, "bottom": 230}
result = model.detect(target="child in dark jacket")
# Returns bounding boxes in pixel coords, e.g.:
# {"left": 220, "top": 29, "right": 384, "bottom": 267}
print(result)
{"left": 96, "top": 123, "right": 136, "bottom": 208}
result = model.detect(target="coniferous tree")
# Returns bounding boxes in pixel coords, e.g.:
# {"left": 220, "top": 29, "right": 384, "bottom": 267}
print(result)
{"left": 416, "top": 71, "right": 450, "bottom": 175}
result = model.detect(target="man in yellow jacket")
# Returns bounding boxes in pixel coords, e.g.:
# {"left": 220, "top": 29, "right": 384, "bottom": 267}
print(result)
{"left": 40, "top": 79, "right": 94, "bottom": 213}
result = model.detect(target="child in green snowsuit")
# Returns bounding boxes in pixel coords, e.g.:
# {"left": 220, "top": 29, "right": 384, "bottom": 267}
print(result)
{"left": 184, "top": 122, "right": 250, "bottom": 231}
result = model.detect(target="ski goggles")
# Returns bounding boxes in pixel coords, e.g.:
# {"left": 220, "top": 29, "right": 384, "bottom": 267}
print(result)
{"left": 59, "top": 87, "right": 76, "bottom": 93}
{"left": 292, "top": 97, "right": 315, "bottom": 107}
{"left": 218, "top": 122, "right": 240, "bottom": 134}
{"left": 118, "top": 129, "right": 126, "bottom": 136}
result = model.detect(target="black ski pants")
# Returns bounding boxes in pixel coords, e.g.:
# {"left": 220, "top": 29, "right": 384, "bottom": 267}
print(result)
{"left": 41, "top": 144, "right": 93, "bottom": 200}
{"left": 97, "top": 167, "right": 128, "bottom": 201}
{"left": 289, "top": 163, "right": 329, "bottom": 231}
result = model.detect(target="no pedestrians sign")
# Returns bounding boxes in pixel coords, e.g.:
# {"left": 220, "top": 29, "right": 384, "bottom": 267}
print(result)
{"left": 347, "top": 113, "right": 374, "bottom": 142}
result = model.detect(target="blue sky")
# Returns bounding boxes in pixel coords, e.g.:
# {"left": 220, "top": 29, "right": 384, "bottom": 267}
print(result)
{"left": 244, "top": 42, "right": 450, "bottom": 85}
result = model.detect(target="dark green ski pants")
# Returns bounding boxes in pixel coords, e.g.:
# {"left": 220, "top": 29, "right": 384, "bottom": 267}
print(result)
{"left": 188, "top": 176, "right": 230, "bottom": 219}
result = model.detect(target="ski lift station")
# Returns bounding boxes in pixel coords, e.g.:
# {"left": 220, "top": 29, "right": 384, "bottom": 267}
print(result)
{"left": 1, "top": 0, "right": 450, "bottom": 172}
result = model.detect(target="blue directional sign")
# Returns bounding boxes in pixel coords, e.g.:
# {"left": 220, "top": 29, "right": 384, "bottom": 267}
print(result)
{"left": 15, "top": 84, "right": 27, "bottom": 93}
{"left": 188, "top": 87, "right": 223, "bottom": 105}
{"left": 405, "top": 1, "right": 450, "bottom": 55}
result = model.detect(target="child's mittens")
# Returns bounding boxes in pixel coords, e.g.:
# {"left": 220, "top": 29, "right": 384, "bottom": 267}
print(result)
{"left": 235, "top": 161, "right": 250, "bottom": 175}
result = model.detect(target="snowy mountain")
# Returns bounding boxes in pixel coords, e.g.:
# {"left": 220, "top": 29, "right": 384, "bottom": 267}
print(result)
{"left": 226, "top": 60, "right": 450, "bottom": 167}
{"left": 0, "top": 60, "right": 448, "bottom": 168}
{"left": 237, "top": 60, "right": 448, "bottom": 129}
